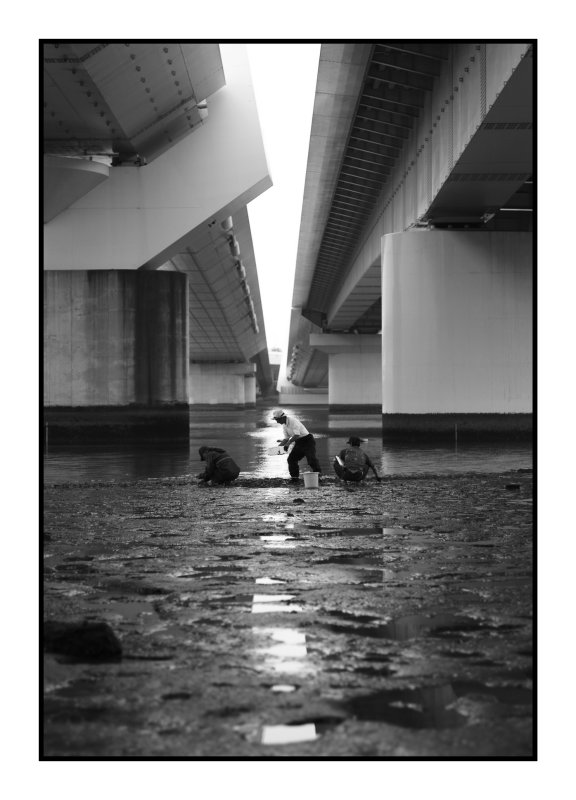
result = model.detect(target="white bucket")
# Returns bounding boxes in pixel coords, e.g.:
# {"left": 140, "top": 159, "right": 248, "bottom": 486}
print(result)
{"left": 303, "top": 472, "right": 319, "bottom": 489}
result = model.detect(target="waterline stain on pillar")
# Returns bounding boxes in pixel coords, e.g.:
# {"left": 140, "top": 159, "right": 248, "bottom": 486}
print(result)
{"left": 381, "top": 413, "right": 532, "bottom": 441}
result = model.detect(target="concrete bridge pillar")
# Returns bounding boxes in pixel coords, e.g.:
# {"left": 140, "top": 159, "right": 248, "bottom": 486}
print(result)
{"left": 244, "top": 373, "right": 257, "bottom": 407}
{"left": 381, "top": 230, "right": 532, "bottom": 439}
{"left": 309, "top": 334, "right": 382, "bottom": 411}
{"left": 44, "top": 270, "right": 190, "bottom": 441}
{"left": 189, "top": 362, "right": 257, "bottom": 407}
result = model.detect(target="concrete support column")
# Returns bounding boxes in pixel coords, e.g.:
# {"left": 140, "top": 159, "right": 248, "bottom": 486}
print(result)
{"left": 309, "top": 334, "right": 382, "bottom": 411}
{"left": 189, "top": 362, "right": 256, "bottom": 406}
{"left": 244, "top": 374, "right": 257, "bottom": 407}
{"left": 381, "top": 231, "right": 532, "bottom": 439}
{"left": 44, "top": 270, "right": 189, "bottom": 441}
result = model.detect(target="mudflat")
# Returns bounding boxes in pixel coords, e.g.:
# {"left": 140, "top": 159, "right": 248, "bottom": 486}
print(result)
{"left": 43, "top": 470, "right": 533, "bottom": 758}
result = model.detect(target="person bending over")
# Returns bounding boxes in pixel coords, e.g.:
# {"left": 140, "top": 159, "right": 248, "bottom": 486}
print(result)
{"left": 333, "top": 436, "right": 381, "bottom": 483}
{"left": 272, "top": 409, "right": 322, "bottom": 481}
{"left": 197, "top": 446, "right": 240, "bottom": 485}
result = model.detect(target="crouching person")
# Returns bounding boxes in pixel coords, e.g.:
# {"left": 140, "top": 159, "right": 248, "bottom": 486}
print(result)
{"left": 197, "top": 446, "right": 240, "bottom": 485}
{"left": 333, "top": 436, "right": 381, "bottom": 483}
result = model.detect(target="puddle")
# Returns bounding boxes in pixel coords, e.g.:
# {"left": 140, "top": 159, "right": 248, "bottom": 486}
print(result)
{"left": 101, "top": 599, "right": 157, "bottom": 630}
{"left": 452, "top": 680, "right": 532, "bottom": 705}
{"left": 341, "top": 679, "right": 531, "bottom": 729}
{"left": 325, "top": 612, "right": 490, "bottom": 641}
{"left": 255, "top": 577, "right": 286, "bottom": 585}
{"left": 261, "top": 514, "right": 290, "bottom": 523}
{"left": 260, "top": 535, "right": 296, "bottom": 542}
{"left": 161, "top": 692, "right": 193, "bottom": 701}
{"left": 251, "top": 594, "right": 304, "bottom": 614}
{"left": 259, "top": 535, "right": 299, "bottom": 550}
{"left": 343, "top": 684, "right": 466, "bottom": 729}
{"left": 313, "top": 527, "right": 414, "bottom": 538}
{"left": 318, "top": 527, "right": 384, "bottom": 537}
{"left": 322, "top": 555, "right": 382, "bottom": 568}
{"left": 271, "top": 684, "right": 297, "bottom": 693}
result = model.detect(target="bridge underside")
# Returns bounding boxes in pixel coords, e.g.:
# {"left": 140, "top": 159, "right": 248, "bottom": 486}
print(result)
{"left": 43, "top": 43, "right": 274, "bottom": 439}
{"left": 284, "top": 42, "right": 533, "bottom": 438}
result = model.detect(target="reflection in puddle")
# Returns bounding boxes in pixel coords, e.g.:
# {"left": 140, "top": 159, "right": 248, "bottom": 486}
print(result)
{"left": 260, "top": 534, "right": 298, "bottom": 550}
{"left": 255, "top": 577, "right": 286, "bottom": 585}
{"left": 261, "top": 723, "right": 318, "bottom": 744}
{"left": 342, "top": 679, "right": 531, "bottom": 729}
{"left": 236, "top": 716, "right": 343, "bottom": 745}
{"left": 251, "top": 593, "right": 304, "bottom": 614}
{"left": 260, "top": 535, "right": 295, "bottom": 542}
{"left": 382, "top": 613, "right": 483, "bottom": 641}
{"left": 235, "top": 721, "right": 318, "bottom": 745}
{"left": 345, "top": 684, "right": 466, "bottom": 729}
{"left": 102, "top": 600, "right": 157, "bottom": 630}
{"left": 323, "top": 528, "right": 384, "bottom": 537}
{"left": 252, "top": 627, "right": 313, "bottom": 676}
{"left": 326, "top": 612, "right": 490, "bottom": 641}
{"left": 452, "top": 680, "right": 532, "bottom": 705}
{"left": 324, "top": 555, "right": 382, "bottom": 568}
{"left": 251, "top": 603, "right": 304, "bottom": 613}
{"left": 271, "top": 684, "right": 297, "bottom": 693}
{"left": 261, "top": 514, "right": 289, "bottom": 523}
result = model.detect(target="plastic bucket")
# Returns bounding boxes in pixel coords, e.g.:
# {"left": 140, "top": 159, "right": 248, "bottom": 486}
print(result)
{"left": 303, "top": 472, "right": 319, "bottom": 489}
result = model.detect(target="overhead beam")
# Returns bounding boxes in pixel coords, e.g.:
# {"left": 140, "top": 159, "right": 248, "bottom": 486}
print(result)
{"left": 375, "top": 43, "right": 449, "bottom": 62}
{"left": 371, "top": 56, "right": 441, "bottom": 79}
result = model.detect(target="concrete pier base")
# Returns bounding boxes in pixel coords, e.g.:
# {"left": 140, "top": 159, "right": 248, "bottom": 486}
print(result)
{"left": 44, "top": 404, "right": 191, "bottom": 443}
{"left": 382, "top": 412, "right": 533, "bottom": 442}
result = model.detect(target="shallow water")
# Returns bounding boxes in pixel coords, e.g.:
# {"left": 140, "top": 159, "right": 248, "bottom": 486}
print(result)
{"left": 44, "top": 405, "right": 532, "bottom": 484}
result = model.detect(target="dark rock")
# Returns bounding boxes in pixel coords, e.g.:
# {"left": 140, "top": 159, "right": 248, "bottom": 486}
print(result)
{"left": 293, "top": 498, "right": 305, "bottom": 504}
{"left": 44, "top": 620, "right": 122, "bottom": 661}
{"left": 505, "top": 484, "right": 521, "bottom": 491}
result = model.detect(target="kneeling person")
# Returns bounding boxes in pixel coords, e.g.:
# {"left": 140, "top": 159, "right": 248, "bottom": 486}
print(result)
{"left": 333, "top": 437, "right": 381, "bottom": 482}
{"left": 197, "top": 446, "right": 240, "bottom": 485}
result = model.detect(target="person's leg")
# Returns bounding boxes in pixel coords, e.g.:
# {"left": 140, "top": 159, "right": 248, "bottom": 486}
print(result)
{"left": 287, "top": 446, "right": 303, "bottom": 478}
{"left": 344, "top": 469, "right": 362, "bottom": 482}
{"left": 333, "top": 458, "right": 345, "bottom": 479}
{"left": 303, "top": 436, "right": 322, "bottom": 473}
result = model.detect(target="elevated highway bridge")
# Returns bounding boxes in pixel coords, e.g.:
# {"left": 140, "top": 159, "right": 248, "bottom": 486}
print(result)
{"left": 43, "top": 42, "right": 274, "bottom": 439}
{"left": 282, "top": 42, "right": 533, "bottom": 439}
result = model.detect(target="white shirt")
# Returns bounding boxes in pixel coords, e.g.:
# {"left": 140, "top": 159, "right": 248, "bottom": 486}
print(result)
{"left": 282, "top": 415, "right": 309, "bottom": 439}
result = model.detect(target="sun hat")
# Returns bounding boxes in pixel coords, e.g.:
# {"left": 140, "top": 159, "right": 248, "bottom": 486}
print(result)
{"left": 272, "top": 409, "right": 286, "bottom": 420}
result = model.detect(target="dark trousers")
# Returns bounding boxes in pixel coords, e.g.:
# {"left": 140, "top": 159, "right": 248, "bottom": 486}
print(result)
{"left": 287, "top": 434, "right": 321, "bottom": 477}
{"left": 333, "top": 459, "right": 369, "bottom": 482}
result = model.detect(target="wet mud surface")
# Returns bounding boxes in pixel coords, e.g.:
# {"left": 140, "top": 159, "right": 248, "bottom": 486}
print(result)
{"left": 43, "top": 470, "right": 533, "bottom": 757}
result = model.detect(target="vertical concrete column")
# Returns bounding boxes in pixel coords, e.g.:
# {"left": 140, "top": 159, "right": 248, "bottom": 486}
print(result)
{"left": 309, "top": 334, "right": 382, "bottom": 411}
{"left": 244, "top": 374, "right": 257, "bottom": 407}
{"left": 381, "top": 231, "right": 532, "bottom": 439}
{"left": 189, "top": 362, "right": 256, "bottom": 406}
{"left": 44, "top": 270, "right": 189, "bottom": 440}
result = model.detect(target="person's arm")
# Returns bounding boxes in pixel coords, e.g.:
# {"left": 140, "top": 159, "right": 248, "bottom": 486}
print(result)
{"left": 278, "top": 420, "right": 296, "bottom": 450}
{"left": 197, "top": 454, "right": 216, "bottom": 481}
{"left": 365, "top": 453, "right": 381, "bottom": 481}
